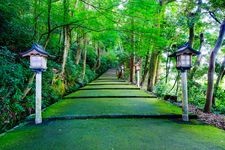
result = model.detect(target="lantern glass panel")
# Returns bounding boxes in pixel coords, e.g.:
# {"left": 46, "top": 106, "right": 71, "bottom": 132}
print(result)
{"left": 30, "top": 55, "right": 47, "bottom": 69}
{"left": 177, "top": 54, "right": 191, "bottom": 68}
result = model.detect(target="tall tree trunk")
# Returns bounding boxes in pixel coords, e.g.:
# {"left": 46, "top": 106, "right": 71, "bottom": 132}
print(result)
{"left": 212, "top": 56, "right": 225, "bottom": 105}
{"left": 61, "top": 26, "right": 70, "bottom": 77}
{"left": 188, "top": 0, "right": 202, "bottom": 47}
{"left": 129, "top": 53, "right": 135, "bottom": 83}
{"left": 44, "top": 0, "right": 52, "bottom": 48}
{"left": 61, "top": 0, "right": 70, "bottom": 77}
{"left": 204, "top": 19, "right": 225, "bottom": 113}
{"left": 165, "top": 53, "right": 171, "bottom": 83}
{"left": 147, "top": 51, "right": 159, "bottom": 92}
{"left": 75, "top": 31, "right": 82, "bottom": 65}
{"left": 155, "top": 55, "right": 161, "bottom": 85}
{"left": 82, "top": 35, "right": 87, "bottom": 81}
{"left": 189, "top": 33, "right": 204, "bottom": 80}
{"left": 94, "top": 43, "right": 101, "bottom": 70}
{"left": 188, "top": 25, "right": 195, "bottom": 47}
{"left": 129, "top": 14, "right": 135, "bottom": 83}
{"left": 140, "top": 52, "right": 150, "bottom": 86}
{"left": 33, "top": 0, "right": 39, "bottom": 41}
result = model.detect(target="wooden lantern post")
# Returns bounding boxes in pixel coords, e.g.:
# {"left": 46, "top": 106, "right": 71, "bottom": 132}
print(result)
{"left": 21, "top": 44, "right": 49, "bottom": 124}
{"left": 169, "top": 43, "right": 200, "bottom": 121}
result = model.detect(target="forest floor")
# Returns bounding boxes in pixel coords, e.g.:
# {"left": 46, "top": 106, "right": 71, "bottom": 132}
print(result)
{"left": 188, "top": 104, "right": 225, "bottom": 130}
{"left": 0, "top": 69, "right": 225, "bottom": 150}
{"left": 141, "top": 75, "right": 225, "bottom": 130}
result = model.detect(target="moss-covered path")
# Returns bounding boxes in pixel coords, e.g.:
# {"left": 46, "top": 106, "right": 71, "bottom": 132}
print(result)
{"left": 0, "top": 69, "right": 225, "bottom": 150}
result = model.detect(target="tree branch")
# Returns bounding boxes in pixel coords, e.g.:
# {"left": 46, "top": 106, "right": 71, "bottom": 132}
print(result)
{"left": 209, "top": 11, "right": 221, "bottom": 24}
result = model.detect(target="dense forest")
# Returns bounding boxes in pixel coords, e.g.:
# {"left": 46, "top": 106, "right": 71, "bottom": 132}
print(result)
{"left": 0, "top": 0, "right": 225, "bottom": 133}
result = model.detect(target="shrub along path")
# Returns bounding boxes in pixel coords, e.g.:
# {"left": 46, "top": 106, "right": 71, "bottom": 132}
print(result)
{"left": 0, "top": 69, "right": 225, "bottom": 150}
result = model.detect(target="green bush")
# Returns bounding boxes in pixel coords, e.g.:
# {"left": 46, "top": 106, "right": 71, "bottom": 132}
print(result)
{"left": 0, "top": 47, "right": 29, "bottom": 132}
{"left": 188, "top": 82, "right": 207, "bottom": 109}
{"left": 0, "top": 44, "right": 114, "bottom": 134}
{"left": 214, "top": 87, "right": 225, "bottom": 113}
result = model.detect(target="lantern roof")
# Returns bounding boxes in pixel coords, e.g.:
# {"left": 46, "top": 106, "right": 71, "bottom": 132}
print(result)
{"left": 169, "top": 43, "right": 200, "bottom": 57}
{"left": 21, "top": 43, "right": 49, "bottom": 57}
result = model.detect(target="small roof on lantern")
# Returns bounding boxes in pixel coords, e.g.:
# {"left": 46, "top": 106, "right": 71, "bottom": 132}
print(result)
{"left": 21, "top": 43, "right": 49, "bottom": 57}
{"left": 169, "top": 43, "right": 200, "bottom": 57}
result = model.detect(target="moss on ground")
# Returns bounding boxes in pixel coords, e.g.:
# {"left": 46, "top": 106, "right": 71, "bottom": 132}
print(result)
{"left": 1, "top": 71, "right": 225, "bottom": 150}
{"left": 42, "top": 98, "right": 182, "bottom": 118}
{"left": 0, "top": 119, "right": 224, "bottom": 150}
{"left": 65, "top": 89, "right": 150, "bottom": 97}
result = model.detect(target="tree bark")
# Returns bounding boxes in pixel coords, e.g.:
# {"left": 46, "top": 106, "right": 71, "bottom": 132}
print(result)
{"left": 204, "top": 19, "right": 225, "bottom": 113}
{"left": 140, "top": 52, "right": 150, "bottom": 86}
{"left": 155, "top": 54, "right": 161, "bottom": 85}
{"left": 61, "top": 0, "right": 70, "bottom": 77}
{"left": 75, "top": 31, "right": 82, "bottom": 65}
{"left": 189, "top": 33, "right": 204, "bottom": 80}
{"left": 165, "top": 53, "right": 171, "bottom": 83}
{"left": 44, "top": 0, "right": 52, "bottom": 48}
{"left": 129, "top": 53, "right": 135, "bottom": 83}
{"left": 188, "top": 0, "right": 202, "bottom": 47}
{"left": 147, "top": 51, "right": 159, "bottom": 92}
{"left": 33, "top": 0, "right": 40, "bottom": 41}
{"left": 82, "top": 39, "right": 87, "bottom": 80}
{"left": 61, "top": 26, "right": 70, "bottom": 77}
{"left": 212, "top": 56, "right": 225, "bottom": 105}
{"left": 188, "top": 25, "right": 195, "bottom": 47}
{"left": 94, "top": 43, "right": 101, "bottom": 70}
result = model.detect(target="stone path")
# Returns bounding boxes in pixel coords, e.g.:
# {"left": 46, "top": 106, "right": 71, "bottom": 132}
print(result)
{"left": 0, "top": 69, "right": 224, "bottom": 150}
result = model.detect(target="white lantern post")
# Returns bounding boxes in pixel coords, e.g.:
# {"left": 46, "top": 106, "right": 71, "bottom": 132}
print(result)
{"left": 169, "top": 43, "right": 200, "bottom": 121}
{"left": 135, "top": 63, "right": 141, "bottom": 87}
{"left": 121, "top": 65, "right": 125, "bottom": 79}
{"left": 21, "top": 44, "right": 49, "bottom": 124}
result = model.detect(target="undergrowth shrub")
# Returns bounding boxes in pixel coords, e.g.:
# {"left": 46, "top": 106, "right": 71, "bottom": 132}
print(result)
{"left": 0, "top": 46, "right": 113, "bottom": 133}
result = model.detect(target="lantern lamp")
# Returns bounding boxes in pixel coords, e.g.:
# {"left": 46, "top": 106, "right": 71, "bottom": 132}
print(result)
{"left": 135, "top": 62, "right": 141, "bottom": 87}
{"left": 21, "top": 43, "right": 49, "bottom": 72}
{"left": 135, "top": 63, "right": 141, "bottom": 71}
{"left": 169, "top": 43, "right": 200, "bottom": 71}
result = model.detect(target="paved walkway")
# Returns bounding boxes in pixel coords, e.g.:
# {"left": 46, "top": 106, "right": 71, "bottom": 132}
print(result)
{"left": 0, "top": 69, "right": 225, "bottom": 150}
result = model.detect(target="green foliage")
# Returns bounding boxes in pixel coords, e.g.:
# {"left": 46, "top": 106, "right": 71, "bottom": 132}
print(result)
{"left": 188, "top": 81, "right": 207, "bottom": 109}
{"left": 0, "top": 47, "right": 28, "bottom": 132}
{"left": 153, "top": 79, "right": 170, "bottom": 97}
{"left": 1, "top": 0, "right": 225, "bottom": 134}
{"left": 214, "top": 87, "right": 225, "bottom": 113}
{"left": 209, "top": 0, "right": 225, "bottom": 9}
{"left": 86, "top": 46, "right": 97, "bottom": 68}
